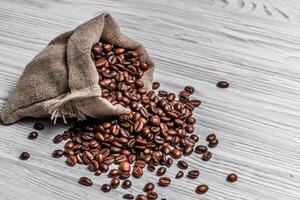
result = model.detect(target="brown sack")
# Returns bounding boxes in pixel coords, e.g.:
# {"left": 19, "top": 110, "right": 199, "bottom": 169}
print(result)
{"left": 1, "top": 13, "right": 154, "bottom": 124}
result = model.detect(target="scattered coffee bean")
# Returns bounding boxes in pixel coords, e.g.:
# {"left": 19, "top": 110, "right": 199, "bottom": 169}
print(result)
{"left": 66, "top": 155, "right": 77, "bottom": 166}
{"left": 108, "top": 169, "right": 120, "bottom": 178}
{"left": 53, "top": 134, "right": 63, "bottom": 144}
{"left": 123, "top": 194, "right": 134, "bottom": 199}
{"left": 187, "top": 170, "right": 200, "bottom": 179}
{"left": 158, "top": 177, "right": 171, "bottom": 187}
{"left": 170, "top": 149, "right": 182, "bottom": 159}
{"left": 132, "top": 167, "right": 143, "bottom": 178}
{"left": 227, "top": 173, "right": 238, "bottom": 182}
{"left": 119, "top": 161, "right": 131, "bottom": 172}
{"left": 94, "top": 170, "right": 102, "bottom": 176}
{"left": 136, "top": 194, "right": 148, "bottom": 200}
{"left": 184, "top": 86, "right": 195, "bottom": 94}
{"left": 165, "top": 158, "right": 173, "bottom": 168}
{"left": 156, "top": 167, "right": 166, "bottom": 176}
{"left": 208, "top": 139, "right": 219, "bottom": 148}
{"left": 202, "top": 151, "right": 212, "bottom": 161}
{"left": 52, "top": 149, "right": 64, "bottom": 158}
{"left": 195, "top": 145, "right": 208, "bottom": 154}
{"left": 152, "top": 82, "right": 160, "bottom": 90}
{"left": 177, "top": 160, "right": 188, "bottom": 170}
{"left": 195, "top": 184, "right": 209, "bottom": 194}
{"left": 175, "top": 171, "right": 184, "bottom": 179}
{"left": 122, "top": 180, "right": 132, "bottom": 189}
{"left": 33, "top": 122, "right": 44, "bottom": 130}
{"left": 206, "top": 134, "right": 216, "bottom": 142}
{"left": 78, "top": 177, "right": 92, "bottom": 186}
{"left": 28, "top": 131, "right": 38, "bottom": 140}
{"left": 144, "top": 182, "right": 155, "bottom": 192}
{"left": 217, "top": 81, "right": 229, "bottom": 88}
{"left": 147, "top": 191, "right": 158, "bottom": 199}
{"left": 111, "top": 177, "right": 120, "bottom": 189}
{"left": 19, "top": 152, "right": 30, "bottom": 160}
{"left": 147, "top": 164, "right": 156, "bottom": 172}
{"left": 101, "top": 184, "right": 112, "bottom": 193}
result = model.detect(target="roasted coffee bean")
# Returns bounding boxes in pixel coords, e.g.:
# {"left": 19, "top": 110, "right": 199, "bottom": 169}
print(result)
{"left": 156, "top": 167, "right": 166, "bottom": 176}
{"left": 123, "top": 194, "right": 134, "bottom": 199}
{"left": 88, "top": 160, "right": 99, "bottom": 171}
{"left": 122, "top": 180, "right": 132, "bottom": 189}
{"left": 189, "top": 99, "right": 201, "bottom": 107}
{"left": 119, "top": 161, "right": 131, "bottom": 172}
{"left": 175, "top": 171, "right": 184, "bottom": 179}
{"left": 150, "top": 116, "right": 160, "bottom": 126}
{"left": 217, "top": 81, "right": 229, "bottom": 88}
{"left": 135, "top": 160, "right": 146, "bottom": 168}
{"left": 227, "top": 173, "right": 238, "bottom": 182}
{"left": 184, "top": 86, "right": 195, "bottom": 94}
{"left": 108, "top": 169, "right": 120, "bottom": 178}
{"left": 208, "top": 139, "right": 219, "bottom": 148}
{"left": 132, "top": 167, "right": 143, "bottom": 178}
{"left": 147, "top": 191, "right": 158, "bottom": 200}
{"left": 152, "top": 82, "right": 160, "bottom": 90}
{"left": 195, "top": 145, "right": 208, "bottom": 154}
{"left": 19, "top": 152, "right": 30, "bottom": 160}
{"left": 166, "top": 157, "right": 173, "bottom": 168}
{"left": 99, "top": 163, "right": 109, "bottom": 173}
{"left": 183, "top": 146, "right": 193, "bottom": 156}
{"left": 144, "top": 182, "right": 155, "bottom": 192}
{"left": 206, "top": 134, "right": 216, "bottom": 142}
{"left": 195, "top": 184, "right": 209, "bottom": 194}
{"left": 111, "top": 177, "right": 120, "bottom": 189}
{"left": 33, "top": 122, "right": 44, "bottom": 130}
{"left": 147, "top": 164, "right": 156, "bottom": 172}
{"left": 119, "top": 172, "right": 130, "bottom": 180}
{"left": 94, "top": 170, "right": 102, "bottom": 176}
{"left": 101, "top": 184, "right": 112, "bottom": 193}
{"left": 66, "top": 155, "right": 77, "bottom": 166}
{"left": 158, "top": 176, "right": 171, "bottom": 187}
{"left": 202, "top": 151, "right": 212, "bottom": 161}
{"left": 177, "top": 160, "right": 188, "bottom": 170}
{"left": 53, "top": 134, "right": 63, "bottom": 144}
{"left": 28, "top": 131, "right": 38, "bottom": 140}
{"left": 170, "top": 149, "right": 182, "bottom": 159}
{"left": 188, "top": 170, "right": 200, "bottom": 179}
{"left": 136, "top": 194, "right": 148, "bottom": 200}
{"left": 79, "top": 177, "right": 93, "bottom": 186}
{"left": 52, "top": 150, "right": 64, "bottom": 158}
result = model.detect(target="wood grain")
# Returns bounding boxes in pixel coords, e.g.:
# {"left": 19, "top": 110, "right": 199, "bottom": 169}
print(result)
{"left": 0, "top": 0, "right": 300, "bottom": 200}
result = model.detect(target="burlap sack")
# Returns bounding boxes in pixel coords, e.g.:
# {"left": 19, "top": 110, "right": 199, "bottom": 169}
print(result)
{"left": 1, "top": 13, "right": 154, "bottom": 124}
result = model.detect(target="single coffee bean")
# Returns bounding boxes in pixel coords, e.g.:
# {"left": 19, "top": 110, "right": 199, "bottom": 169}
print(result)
{"left": 95, "top": 170, "right": 102, "bottom": 176}
{"left": 53, "top": 134, "right": 63, "bottom": 144}
{"left": 119, "top": 161, "right": 131, "bottom": 172}
{"left": 108, "top": 169, "right": 121, "bottom": 178}
{"left": 184, "top": 86, "right": 195, "bottom": 94}
{"left": 123, "top": 194, "right": 134, "bottom": 199}
{"left": 99, "top": 163, "right": 109, "bottom": 173}
{"left": 136, "top": 194, "right": 148, "bottom": 200}
{"left": 195, "top": 184, "right": 209, "bottom": 194}
{"left": 175, "top": 171, "right": 184, "bottom": 179}
{"left": 111, "top": 177, "right": 120, "bottom": 189}
{"left": 190, "top": 134, "right": 199, "bottom": 142}
{"left": 177, "top": 160, "right": 188, "bottom": 170}
{"left": 165, "top": 157, "right": 173, "bottom": 168}
{"left": 189, "top": 99, "right": 201, "bottom": 107}
{"left": 156, "top": 167, "right": 166, "bottom": 176}
{"left": 52, "top": 150, "right": 64, "bottom": 158}
{"left": 88, "top": 160, "right": 99, "bottom": 171}
{"left": 66, "top": 155, "right": 77, "bottom": 166}
{"left": 19, "top": 152, "right": 30, "bottom": 160}
{"left": 122, "top": 180, "right": 132, "bottom": 189}
{"left": 147, "top": 163, "right": 156, "bottom": 172}
{"left": 208, "top": 139, "right": 219, "bottom": 148}
{"left": 188, "top": 170, "right": 200, "bottom": 179}
{"left": 206, "top": 134, "right": 216, "bottom": 142}
{"left": 202, "top": 151, "right": 212, "bottom": 161}
{"left": 119, "top": 172, "right": 131, "bottom": 180}
{"left": 33, "top": 122, "right": 44, "bottom": 130}
{"left": 152, "top": 82, "right": 160, "bottom": 90}
{"left": 195, "top": 145, "right": 208, "bottom": 154}
{"left": 28, "top": 131, "right": 38, "bottom": 140}
{"left": 158, "top": 176, "right": 171, "bottom": 187}
{"left": 144, "top": 182, "right": 155, "bottom": 192}
{"left": 79, "top": 177, "right": 93, "bottom": 186}
{"left": 227, "top": 173, "right": 238, "bottom": 182}
{"left": 101, "top": 184, "right": 112, "bottom": 193}
{"left": 132, "top": 167, "right": 143, "bottom": 178}
{"left": 170, "top": 149, "right": 182, "bottom": 159}
{"left": 217, "top": 81, "right": 229, "bottom": 88}
{"left": 147, "top": 191, "right": 158, "bottom": 200}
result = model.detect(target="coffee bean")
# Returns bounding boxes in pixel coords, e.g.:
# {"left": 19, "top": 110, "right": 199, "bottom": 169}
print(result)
{"left": 101, "top": 184, "right": 112, "bottom": 193}
{"left": 165, "top": 158, "right": 173, "bottom": 168}
{"left": 202, "top": 151, "right": 212, "bottom": 161}
{"left": 119, "top": 161, "right": 131, "bottom": 172}
{"left": 175, "top": 171, "right": 184, "bottom": 179}
{"left": 156, "top": 167, "right": 166, "bottom": 176}
{"left": 123, "top": 194, "right": 134, "bottom": 199}
{"left": 108, "top": 169, "right": 120, "bottom": 178}
{"left": 144, "top": 182, "right": 155, "bottom": 192}
{"left": 217, "top": 81, "right": 229, "bottom": 88}
{"left": 184, "top": 86, "right": 195, "bottom": 94}
{"left": 147, "top": 164, "right": 156, "bottom": 172}
{"left": 88, "top": 160, "right": 99, "bottom": 171}
{"left": 206, "top": 134, "right": 216, "bottom": 142}
{"left": 79, "top": 177, "right": 93, "bottom": 186}
{"left": 189, "top": 100, "right": 201, "bottom": 107}
{"left": 122, "top": 180, "right": 132, "bottom": 189}
{"left": 53, "top": 134, "right": 63, "bottom": 144}
{"left": 99, "top": 163, "right": 109, "bottom": 173}
{"left": 110, "top": 177, "right": 120, "bottom": 189}
{"left": 208, "top": 139, "right": 219, "bottom": 148}
{"left": 52, "top": 150, "right": 64, "bottom": 158}
{"left": 227, "top": 173, "right": 238, "bottom": 182}
{"left": 147, "top": 191, "right": 158, "bottom": 200}
{"left": 177, "top": 160, "right": 188, "bottom": 170}
{"left": 28, "top": 131, "right": 38, "bottom": 140}
{"left": 94, "top": 170, "right": 102, "bottom": 176}
{"left": 19, "top": 152, "right": 30, "bottom": 160}
{"left": 195, "top": 184, "right": 209, "bottom": 194}
{"left": 132, "top": 167, "right": 143, "bottom": 178}
{"left": 195, "top": 145, "right": 207, "bottom": 154}
{"left": 158, "top": 176, "right": 171, "bottom": 187}
{"left": 33, "top": 122, "right": 44, "bottom": 130}
{"left": 190, "top": 134, "right": 199, "bottom": 142}
{"left": 150, "top": 116, "right": 160, "bottom": 126}
{"left": 152, "top": 82, "right": 160, "bottom": 90}
{"left": 119, "top": 172, "right": 130, "bottom": 180}
{"left": 188, "top": 170, "right": 200, "bottom": 179}
{"left": 170, "top": 149, "right": 182, "bottom": 159}
{"left": 66, "top": 155, "right": 77, "bottom": 166}
{"left": 136, "top": 194, "right": 148, "bottom": 200}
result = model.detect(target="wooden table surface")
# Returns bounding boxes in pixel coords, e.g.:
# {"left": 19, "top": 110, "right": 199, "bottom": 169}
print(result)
{"left": 1, "top": 0, "right": 300, "bottom": 199}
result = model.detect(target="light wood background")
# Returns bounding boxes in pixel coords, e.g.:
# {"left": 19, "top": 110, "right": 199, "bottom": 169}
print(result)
{"left": 0, "top": 0, "right": 300, "bottom": 199}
